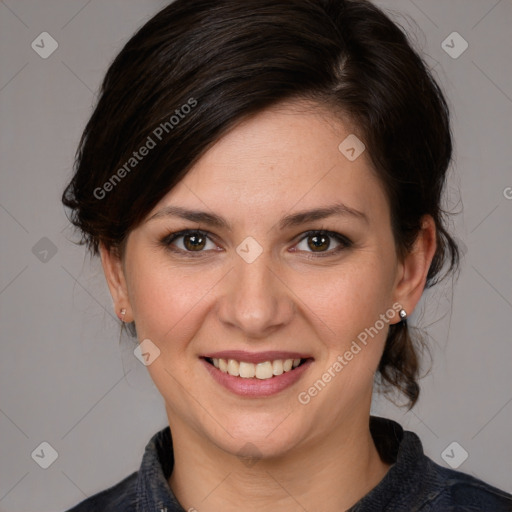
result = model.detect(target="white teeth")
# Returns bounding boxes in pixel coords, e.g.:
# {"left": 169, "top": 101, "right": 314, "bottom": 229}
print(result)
{"left": 255, "top": 361, "right": 273, "bottom": 379}
{"left": 272, "top": 359, "right": 283, "bottom": 376}
{"left": 210, "top": 357, "right": 304, "bottom": 380}
{"left": 239, "top": 361, "right": 255, "bottom": 378}
{"left": 227, "top": 359, "right": 239, "bottom": 376}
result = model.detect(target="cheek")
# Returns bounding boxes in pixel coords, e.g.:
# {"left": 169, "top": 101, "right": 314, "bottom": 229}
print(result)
{"left": 125, "top": 252, "right": 218, "bottom": 345}
{"left": 306, "top": 268, "right": 395, "bottom": 395}
{"left": 307, "top": 258, "right": 394, "bottom": 338}
{"left": 124, "top": 252, "right": 178, "bottom": 340}
{"left": 302, "top": 261, "right": 396, "bottom": 395}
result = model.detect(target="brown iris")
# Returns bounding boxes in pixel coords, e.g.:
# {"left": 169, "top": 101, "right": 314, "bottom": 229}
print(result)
{"left": 307, "top": 234, "right": 330, "bottom": 252}
{"left": 183, "top": 232, "right": 206, "bottom": 251}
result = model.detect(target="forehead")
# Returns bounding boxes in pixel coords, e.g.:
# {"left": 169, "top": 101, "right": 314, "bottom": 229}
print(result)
{"left": 150, "top": 103, "right": 389, "bottom": 227}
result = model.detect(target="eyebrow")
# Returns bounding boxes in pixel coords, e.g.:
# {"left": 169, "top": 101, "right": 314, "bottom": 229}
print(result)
{"left": 146, "top": 201, "right": 369, "bottom": 230}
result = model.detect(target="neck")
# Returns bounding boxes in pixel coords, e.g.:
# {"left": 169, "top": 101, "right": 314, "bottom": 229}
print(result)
{"left": 167, "top": 411, "right": 390, "bottom": 512}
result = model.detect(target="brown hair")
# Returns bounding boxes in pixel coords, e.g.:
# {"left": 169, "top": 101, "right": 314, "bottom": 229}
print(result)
{"left": 62, "top": 0, "right": 461, "bottom": 408}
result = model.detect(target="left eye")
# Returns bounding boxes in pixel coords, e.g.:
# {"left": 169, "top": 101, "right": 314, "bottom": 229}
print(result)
{"left": 294, "top": 230, "right": 351, "bottom": 255}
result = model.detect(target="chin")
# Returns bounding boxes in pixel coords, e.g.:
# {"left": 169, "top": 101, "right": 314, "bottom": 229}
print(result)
{"left": 208, "top": 413, "right": 309, "bottom": 461}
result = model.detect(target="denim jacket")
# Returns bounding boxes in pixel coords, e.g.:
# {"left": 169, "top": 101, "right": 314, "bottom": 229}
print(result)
{"left": 65, "top": 416, "right": 512, "bottom": 511}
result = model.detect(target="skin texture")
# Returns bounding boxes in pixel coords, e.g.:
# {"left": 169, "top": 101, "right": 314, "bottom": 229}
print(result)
{"left": 100, "top": 101, "right": 437, "bottom": 512}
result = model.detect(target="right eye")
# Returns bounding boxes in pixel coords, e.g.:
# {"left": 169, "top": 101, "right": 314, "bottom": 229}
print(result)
{"left": 160, "top": 229, "right": 219, "bottom": 256}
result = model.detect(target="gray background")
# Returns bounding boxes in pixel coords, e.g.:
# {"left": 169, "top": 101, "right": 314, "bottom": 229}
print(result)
{"left": 0, "top": 1, "right": 511, "bottom": 511}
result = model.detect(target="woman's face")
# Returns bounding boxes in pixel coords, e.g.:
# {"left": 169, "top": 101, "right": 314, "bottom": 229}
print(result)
{"left": 104, "top": 102, "right": 424, "bottom": 459}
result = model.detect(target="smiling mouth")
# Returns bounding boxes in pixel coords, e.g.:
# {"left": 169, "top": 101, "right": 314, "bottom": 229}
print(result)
{"left": 203, "top": 357, "right": 311, "bottom": 380}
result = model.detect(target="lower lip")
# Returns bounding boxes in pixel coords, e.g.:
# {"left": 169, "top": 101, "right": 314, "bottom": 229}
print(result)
{"left": 201, "top": 358, "right": 313, "bottom": 397}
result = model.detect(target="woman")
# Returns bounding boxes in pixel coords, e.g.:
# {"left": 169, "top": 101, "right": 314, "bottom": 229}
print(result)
{"left": 61, "top": 0, "right": 512, "bottom": 510}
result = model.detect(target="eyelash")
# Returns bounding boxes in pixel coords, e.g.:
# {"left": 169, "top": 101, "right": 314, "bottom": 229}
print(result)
{"left": 159, "top": 229, "right": 353, "bottom": 259}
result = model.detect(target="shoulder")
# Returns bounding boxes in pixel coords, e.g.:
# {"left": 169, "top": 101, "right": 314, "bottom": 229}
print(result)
{"left": 366, "top": 418, "right": 511, "bottom": 511}
{"left": 423, "top": 459, "right": 512, "bottom": 511}
{"left": 64, "top": 471, "right": 138, "bottom": 512}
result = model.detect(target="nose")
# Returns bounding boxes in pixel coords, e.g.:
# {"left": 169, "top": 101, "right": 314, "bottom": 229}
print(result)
{"left": 216, "top": 249, "right": 295, "bottom": 339}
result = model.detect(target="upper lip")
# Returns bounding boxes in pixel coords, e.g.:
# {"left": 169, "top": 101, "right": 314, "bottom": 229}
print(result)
{"left": 201, "top": 350, "right": 313, "bottom": 364}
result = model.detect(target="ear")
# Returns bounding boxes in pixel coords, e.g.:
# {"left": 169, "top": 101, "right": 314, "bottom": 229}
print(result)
{"left": 392, "top": 214, "right": 437, "bottom": 322}
{"left": 99, "top": 242, "right": 132, "bottom": 322}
